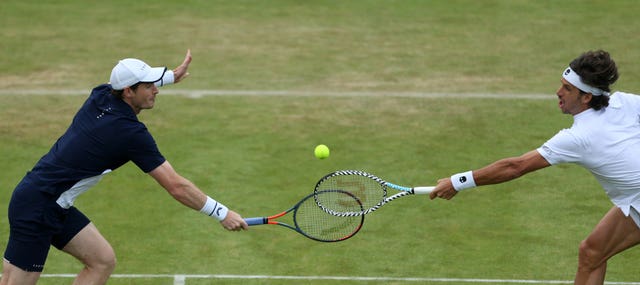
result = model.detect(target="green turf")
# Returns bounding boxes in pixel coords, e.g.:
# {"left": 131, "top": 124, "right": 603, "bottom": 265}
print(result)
{"left": 1, "top": 95, "right": 636, "bottom": 284}
{"left": 1, "top": 1, "right": 640, "bottom": 284}
{"left": 2, "top": 0, "right": 640, "bottom": 93}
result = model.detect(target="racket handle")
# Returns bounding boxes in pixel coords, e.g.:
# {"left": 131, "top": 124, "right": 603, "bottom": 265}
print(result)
{"left": 244, "top": 217, "right": 267, "bottom": 226}
{"left": 413, "top": 186, "right": 435, "bottom": 195}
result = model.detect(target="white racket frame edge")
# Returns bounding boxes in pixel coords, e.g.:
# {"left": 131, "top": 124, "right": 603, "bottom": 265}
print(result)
{"left": 318, "top": 171, "right": 435, "bottom": 217}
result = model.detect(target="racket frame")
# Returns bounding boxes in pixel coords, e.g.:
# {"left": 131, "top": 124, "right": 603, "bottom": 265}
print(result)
{"left": 244, "top": 189, "right": 365, "bottom": 242}
{"left": 314, "top": 170, "right": 434, "bottom": 216}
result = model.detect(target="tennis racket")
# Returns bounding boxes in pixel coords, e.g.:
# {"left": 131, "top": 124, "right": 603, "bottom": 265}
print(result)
{"left": 244, "top": 189, "right": 365, "bottom": 242}
{"left": 314, "top": 170, "right": 434, "bottom": 216}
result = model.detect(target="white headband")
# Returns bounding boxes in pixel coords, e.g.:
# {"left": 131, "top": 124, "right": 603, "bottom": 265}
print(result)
{"left": 562, "top": 67, "right": 609, "bottom": 96}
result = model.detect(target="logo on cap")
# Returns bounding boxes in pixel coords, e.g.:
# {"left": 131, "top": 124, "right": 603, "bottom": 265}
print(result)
{"left": 564, "top": 68, "right": 571, "bottom": 75}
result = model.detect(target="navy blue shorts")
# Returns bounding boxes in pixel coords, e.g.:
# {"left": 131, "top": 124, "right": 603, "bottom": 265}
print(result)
{"left": 4, "top": 188, "right": 90, "bottom": 272}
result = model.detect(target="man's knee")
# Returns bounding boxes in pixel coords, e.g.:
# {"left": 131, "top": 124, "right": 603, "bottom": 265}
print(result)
{"left": 577, "top": 239, "right": 605, "bottom": 271}
{"left": 89, "top": 248, "right": 117, "bottom": 273}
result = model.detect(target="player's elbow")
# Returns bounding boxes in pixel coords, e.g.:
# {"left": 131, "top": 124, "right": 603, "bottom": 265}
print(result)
{"left": 499, "top": 158, "right": 529, "bottom": 180}
{"left": 164, "top": 181, "right": 191, "bottom": 201}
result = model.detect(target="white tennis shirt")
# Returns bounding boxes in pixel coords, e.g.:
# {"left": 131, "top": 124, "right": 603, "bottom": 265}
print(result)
{"left": 537, "top": 92, "right": 640, "bottom": 216}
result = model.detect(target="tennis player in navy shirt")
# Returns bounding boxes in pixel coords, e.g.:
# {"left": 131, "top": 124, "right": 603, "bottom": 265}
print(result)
{"left": 1, "top": 50, "right": 248, "bottom": 285}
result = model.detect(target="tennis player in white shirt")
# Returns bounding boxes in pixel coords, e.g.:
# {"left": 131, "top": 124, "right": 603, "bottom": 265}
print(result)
{"left": 430, "top": 50, "right": 640, "bottom": 285}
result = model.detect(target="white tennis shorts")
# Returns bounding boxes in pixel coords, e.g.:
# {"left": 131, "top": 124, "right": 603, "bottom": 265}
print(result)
{"left": 629, "top": 206, "right": 640, "bottom": 229}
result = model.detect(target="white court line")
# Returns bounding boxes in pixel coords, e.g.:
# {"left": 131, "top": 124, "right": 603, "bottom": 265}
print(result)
{"left": 0, "top": 89, "right": 553, "bottom": 99}
{"left": 34, "top": 274, "right": 640, "bottom": 284}
{"left": 174, "top": 274, "right": 186, "bottom": 285}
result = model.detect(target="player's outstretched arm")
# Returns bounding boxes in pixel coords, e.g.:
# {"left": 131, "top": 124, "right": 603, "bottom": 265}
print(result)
{"left": 430, "top": 150, "right": 550, "bottom": 200}
{"left": 148, "top": 161, "right": 248, "bottom": 231}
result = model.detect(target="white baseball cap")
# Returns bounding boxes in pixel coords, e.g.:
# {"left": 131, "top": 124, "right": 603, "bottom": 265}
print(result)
{"left": 109, "top": 58, "right": 167, "bottom": 90}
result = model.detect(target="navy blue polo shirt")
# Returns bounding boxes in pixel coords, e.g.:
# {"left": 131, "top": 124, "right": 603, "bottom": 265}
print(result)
{"left": 17, "top": 84, "right": 166, "bottom": 205}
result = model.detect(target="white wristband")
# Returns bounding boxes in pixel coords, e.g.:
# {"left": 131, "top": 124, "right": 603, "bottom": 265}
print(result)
{"left": 155, "top": 70, "right": 175, "bottom": 87}
{"left": 451, "top": 171, "right": 476, "bottom": 191}
{"left": 199, "top": 196, "right": 229, "bottom": 221}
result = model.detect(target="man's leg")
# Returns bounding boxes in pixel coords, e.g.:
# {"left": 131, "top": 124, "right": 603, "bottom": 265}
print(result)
{"left": 0, "top": 260, "right": 40, "bottom": 285}
{"left": 574, "top": 206, "right": 640, "bottom": 285}
{"left": 61, "top": 223, "right": 116, "bottom": 285}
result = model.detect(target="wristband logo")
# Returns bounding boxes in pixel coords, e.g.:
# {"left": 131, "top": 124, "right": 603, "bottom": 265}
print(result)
{"left": 458, "top": 176, "right": 467, "bottom": 183}
{"left": 208, "top": 202, "right": 221, "bottom": 217}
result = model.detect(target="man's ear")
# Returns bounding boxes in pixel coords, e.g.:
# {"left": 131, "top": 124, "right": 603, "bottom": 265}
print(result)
{"left": 123, "top": 87, "right": 135, "bottom": 98}
{"left": 581, "top": 93, "right": 593, "bottom": 105}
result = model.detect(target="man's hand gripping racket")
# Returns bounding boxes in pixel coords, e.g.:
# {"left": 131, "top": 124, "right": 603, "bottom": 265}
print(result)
{"left": 314, "top": 170, "right": 434, "bottom": 216}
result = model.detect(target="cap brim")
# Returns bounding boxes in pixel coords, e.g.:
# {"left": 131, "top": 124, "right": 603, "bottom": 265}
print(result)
{"left": 139, "top": 67, "right": 167, "bottom": 83}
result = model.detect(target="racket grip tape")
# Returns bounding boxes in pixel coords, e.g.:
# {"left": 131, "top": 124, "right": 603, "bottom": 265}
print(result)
{"left": 244, "top": 217, "right": 268, "bottom": 226}
{"left": 413, "top": 186, "right": 435, "bottom": 195}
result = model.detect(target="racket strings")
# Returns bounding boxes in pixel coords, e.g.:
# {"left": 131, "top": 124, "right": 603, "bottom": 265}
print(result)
{"left": 315, "top": 172, "right": 386, "bottom": 211}
{"left": 295, "top": 190, "right": 364, "bottom": 241}
{"left": 317, "top": 190, "right": 413, "bottom": 217}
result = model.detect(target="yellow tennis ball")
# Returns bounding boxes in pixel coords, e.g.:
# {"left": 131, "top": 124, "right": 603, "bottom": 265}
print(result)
{"left": 314, "top": 144, "right": 330, "bottom": 159}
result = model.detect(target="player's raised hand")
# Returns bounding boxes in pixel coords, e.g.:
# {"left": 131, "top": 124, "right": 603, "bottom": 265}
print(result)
{"left": 173, "top": 49, "right": 192, "bottom": 83}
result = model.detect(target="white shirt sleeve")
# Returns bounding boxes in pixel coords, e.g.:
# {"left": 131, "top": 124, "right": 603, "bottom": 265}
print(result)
{"left": 537, "top": 129, "right": 584, "bottom": 165}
